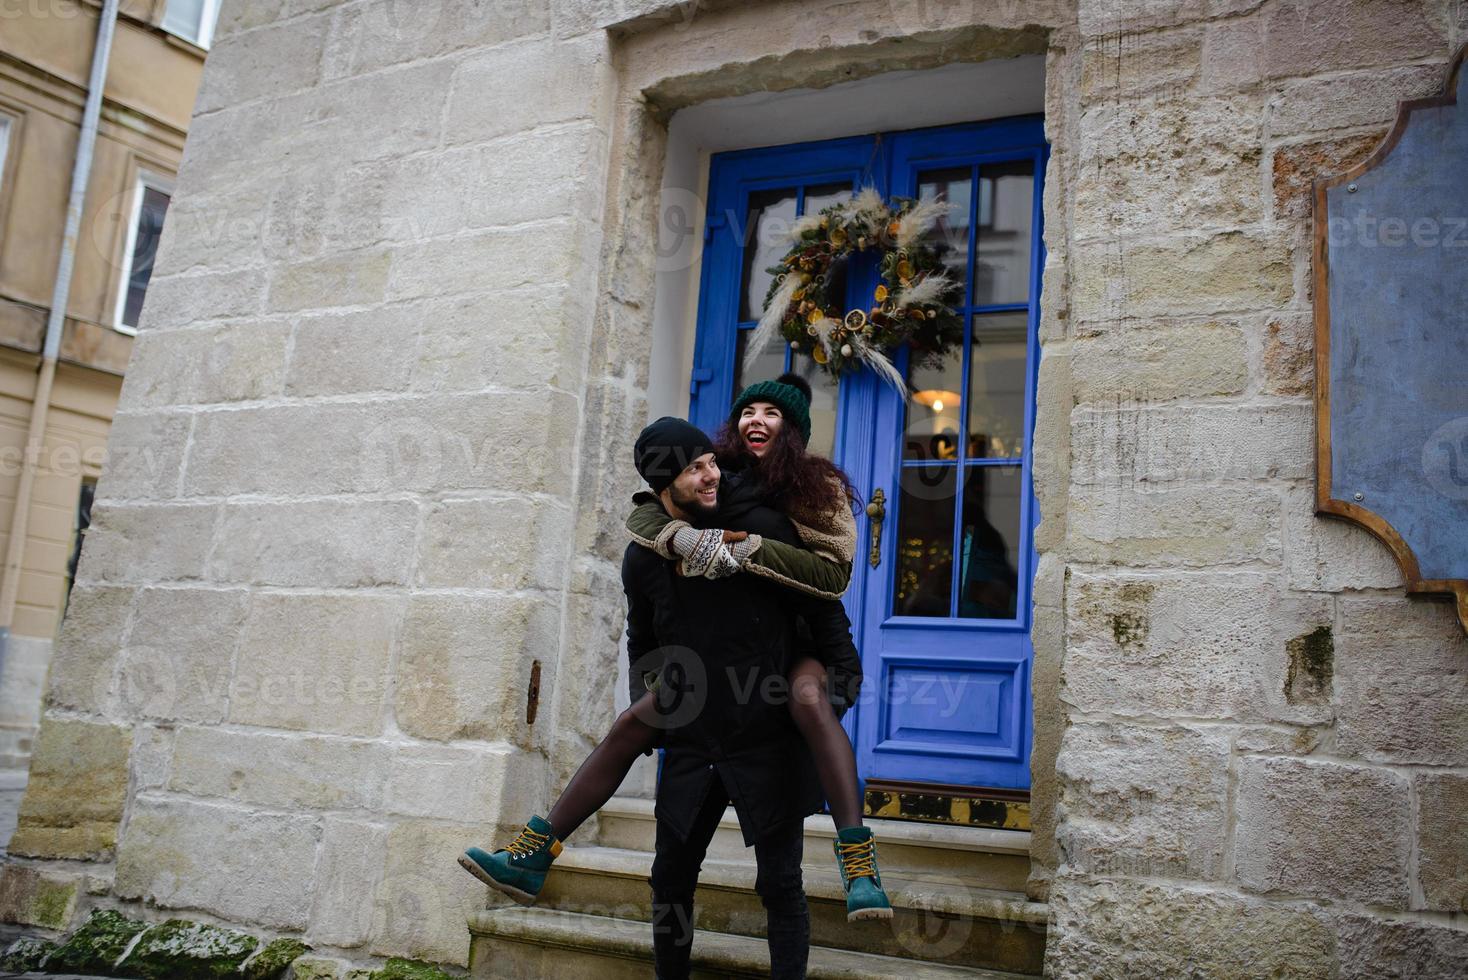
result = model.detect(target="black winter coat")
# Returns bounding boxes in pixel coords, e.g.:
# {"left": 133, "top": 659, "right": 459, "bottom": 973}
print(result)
{"left": 620, "top": 475, "right": 863, "bottom": 845}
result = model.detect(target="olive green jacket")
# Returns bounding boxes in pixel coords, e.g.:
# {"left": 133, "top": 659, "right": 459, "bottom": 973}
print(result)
{"left": 625, "top": 488, "right": 856, "bottom": 600}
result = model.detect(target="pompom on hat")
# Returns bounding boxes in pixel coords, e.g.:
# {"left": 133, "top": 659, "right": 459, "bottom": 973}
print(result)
{"left": 729, "top": 372, "right": 813, "bottom": 445}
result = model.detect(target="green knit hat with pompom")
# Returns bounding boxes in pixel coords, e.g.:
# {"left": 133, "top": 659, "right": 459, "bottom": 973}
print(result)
{"left": 729, "top": 372, "right": 813, "bottom": 446}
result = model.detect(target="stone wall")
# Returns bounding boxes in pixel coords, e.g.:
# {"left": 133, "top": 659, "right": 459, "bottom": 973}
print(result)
{"left": 1036, "top": 1, "right": 1468, "bottom": 976}
{"left": 3, "top": 0, "right": 1466, "bottom": 977}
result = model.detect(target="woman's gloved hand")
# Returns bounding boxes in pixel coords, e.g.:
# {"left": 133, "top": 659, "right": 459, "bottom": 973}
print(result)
{"left": 671, "top": 528, "right": 760, "bottom": 579}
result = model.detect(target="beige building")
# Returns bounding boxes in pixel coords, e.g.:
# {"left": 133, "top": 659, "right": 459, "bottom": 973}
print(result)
{"left": 1, "top": 1, "right": 1466, "bottom": 978}
{"left": 0, "top": 0, "right": 213, "bottom": 842}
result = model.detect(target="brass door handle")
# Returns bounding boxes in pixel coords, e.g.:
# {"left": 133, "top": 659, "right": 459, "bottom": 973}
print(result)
{"left": 866, "top": 488, "right": 886, "bottom": 569}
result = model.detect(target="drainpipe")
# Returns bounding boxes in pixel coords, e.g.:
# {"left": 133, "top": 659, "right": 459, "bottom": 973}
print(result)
{"left": 0, "top": 0, "right": 120, "bottom": 675}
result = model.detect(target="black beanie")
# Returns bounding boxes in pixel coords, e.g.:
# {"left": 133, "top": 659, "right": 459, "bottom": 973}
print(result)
{"left": 634, "top": 417, "right": 715, "bottom": 493}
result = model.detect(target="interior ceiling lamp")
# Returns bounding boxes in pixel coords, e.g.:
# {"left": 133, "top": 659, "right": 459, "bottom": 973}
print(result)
{"left": 911, "top": 389, "right": 961, "bottom": 414}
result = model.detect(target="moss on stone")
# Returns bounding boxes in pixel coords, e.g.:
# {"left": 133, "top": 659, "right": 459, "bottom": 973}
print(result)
{"left": 372, "top": 957, "right": 457, "bottom": 980}
{"left": 0, "top": 936, "right": 58, "bottom": 971}
{"left": 44, "top": 907, "right": 149, "bottom": 974}
{"left": 242, "top": 937, "right": 311, "bottom": 980}
{"left": 29, "top": 876, "right": 77, "bottom": 929}
{"left": 120, "top": 918, "right": 260, "bottom": 979}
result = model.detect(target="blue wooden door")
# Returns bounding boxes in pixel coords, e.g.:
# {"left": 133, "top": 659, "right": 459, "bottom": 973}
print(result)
{"left": 690, "top": 118, "right": 1047, "bottom": 796}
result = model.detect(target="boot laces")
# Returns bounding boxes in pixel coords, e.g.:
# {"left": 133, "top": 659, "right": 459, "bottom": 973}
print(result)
{"left": 838, "top": 838, "right": 877, "bottom": 880}
{"left": 504, "top": 826, "right": 550, "bottom": 859}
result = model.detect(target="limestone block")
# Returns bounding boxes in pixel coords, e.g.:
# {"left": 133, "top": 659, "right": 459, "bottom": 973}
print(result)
{"left": 321, "top": 0, "right": 549, "bottom": 80}
{"left": 1235, "top": 755, "right": 1409, "bottom": 906}
{"left": 1257, "top": 312, "right": 1316, "bottom": 396}
{"left": 121, "top": 588, "right": 248, "bottom": 723}
{"left": 1199, "top": 15, "right": 1265, "bottom": 94}
{"left": 169, "top": 726, "right": 389, "bottom": 811}
{"left": 75, "top": 502, "right": 218, "bottom": 584}
{"left": 369, "top": 820, "right": 495, "bottom": 967}
{"left": 120, "top": 321, "right": 290, "bottom": 408}
{"left": 1267, "top": 64, "right": 1446, "bottom": 139}
{"left": 416, "top": 496, "right": 570, "bottom": 591}
{"left": 0, "top": 864, "right": 79, "bottom": 929}
{"left": 44, "top": 586, "right": 132, "bottom": 713}
{"left": 268, "top": 249, "right": 393, "bottom": 314}
{"left": 287, "top": 308, "right": 417, "bottom": 397}
{"left": 309, "top": 818, "right": 389, "bottom": 948}
{"left": 1031, "top": 350, "right": 1072, "bottom": 553}
{"left": 1055, "top": 722, "right": 1230, "bottom": 880}
{"left": 229, "top": 593, "right": 399, "bottom": 738}
{"left": 1070, "top": 402, "right": 1313, "bottom": 488}
{"left": 1071, "top": 231, "right": 1293, "bottom": 322}
{"left": 1046, "top": 875, "right": 1333, "bottom": 980}
{"left": 150, "top": 175, "right": 276, "bottom": 276}
{"left": 410, "top": 291, "right": 585, "bottom": 394}
{"left": 1282, "top": 487, "right": 1402, "bottom": 592}
{"left": 7, "top": 718, "right": 131, "bottom": 860}
{"left": 197, "top": 11, "right": 331, "bottom": 114}
{"left": 1067, "top": 485, "right": 1280, "bottom": 567}
{"left": 119, "top": 919, "right": 260, "bottom": 979}
{"left": 137, "top": 269, "right": 265, "bottom": 329}
{"left": 209, "top": 500, "right": 417, "bottom": 587}
{"left": 1064, "top": 572, "right": 1333, "bottom": 724}
{"left": 93, "top": 412, "right": 191, "bottom": 502}
{"left": 1334, "top": 596, "right": 1468, "bottom": 766}
{"left": 394, "top": 594, "right": 560, "bottom": 744}
{"left": 1255, "top": 0, "right": 1448, "bottom": 80}
{"left": 129, "top": 723, "right": 175, "bottom": 793}
{"left": 386, "top": 221, "right": 580, "bottom": 303}
{"left": 214, "top": 0, "right": 292, "bottom": 40}
{"left": 1079, "top": 28, "right": 1201, "bottom": 101}
{"left": 555, "top": 569, "right": 625, "bottom": 742}
{"left": 1416, "top": 771, "right": 1468, "bottom": 912}
{"left": 1070, "top": 319, "right": 1248, "bottom": 403}
{"left": 384, "top": 742, "right": 540, "bottom": 822}
{"left": 115, "top": 795, "right": 318, "bottom": 929}
{"left": 445, "top": 37, "right": 607, "bottom": 145}
{"left": 568, "top": 379, "right": 652, "bottom": 564}
{"left": 1334, "top": 912, "right": 1468, "bottom": 979}
{"left": 1075, "top": 94, "right": 1265, "bottom": 237}
{"left": 1077, "top": 0, "right": 1264, "bottom": 36}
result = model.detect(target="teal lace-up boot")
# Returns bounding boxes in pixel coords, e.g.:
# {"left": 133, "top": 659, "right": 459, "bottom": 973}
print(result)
{"left": 459, "top": 815, "right": 563, "bottom": 905}
{"left": 835, "top": 826, "right": 894, "bottom": 922}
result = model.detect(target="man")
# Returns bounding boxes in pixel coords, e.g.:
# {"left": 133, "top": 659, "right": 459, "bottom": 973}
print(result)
{"left": 626, "top": 416, "right": 863, "bottom": 979}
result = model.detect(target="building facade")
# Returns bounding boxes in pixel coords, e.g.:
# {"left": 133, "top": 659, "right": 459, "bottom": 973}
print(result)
{"left": 0, "top": 0, "right": 214, "bottom": 846}
{"left": 2, "top": 0, "right": 1466, "bottom": 977}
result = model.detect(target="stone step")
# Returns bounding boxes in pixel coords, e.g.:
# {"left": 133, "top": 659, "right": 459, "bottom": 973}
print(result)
{"left": 468, "top": 906, "right": 1032, "bottom": 980}
{"left": 533, "top": 844, "right": 1047, "bottom": 974}
{"left": 596, "top": 796, "right": 1032, "bottom": 893}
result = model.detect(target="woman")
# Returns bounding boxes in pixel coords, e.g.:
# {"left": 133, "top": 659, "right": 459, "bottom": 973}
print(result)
{"left": 460, "top": 373, "right": 891, "bottom": 922}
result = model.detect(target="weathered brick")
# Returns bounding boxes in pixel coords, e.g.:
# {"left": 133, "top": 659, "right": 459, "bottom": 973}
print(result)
{"left": 137, "top": 269, "right": 265, "bottom": 328}
{"left": 115, "top": 795, "right": 317, "bottom": 930}
{"left": 308, "top": 817, "right": 388, "bottom": 948}
{"left": 287, "top": 308, "right": 418, "bottom": 397}
{"left": 169, "top": 726, "right": 388, "bottom": 811}
{"left": 369, "top": 820, "right": 495, "bottom": 966}
{"left": 196, "top": 11, "right": 330, "bottom": 114}
{"left": 1256, "top": 0, "right": 1448, "bottom": 80}
{"left": 94, "top": 412, "right": 191, "bottom": 502}
{"left": 1064, "top": 572, "right": 1333, "bottom": 724}
{"left": 386, "top": 222, "right": 581, "bottom": 302}
{"left": 267, "top": 249, "right": 393, "bottom": 313}
{"left": 394, "top": 594, "right": 560, "bottom": 745}
{"left": 8, "top": 718, "right": 131, "bottom": 861}
{"left": 321, "top": 0, "right": 549, "bottom": 79}
{"left": 444, "top": 37, "right": 607, "bottom": 145}
{"left": 121, "top": 321, "right": 290, "bottom": 408}
{"left": 1235, "top": 755, "right": 1410, "bottom": 907}
{"left": 1334, "top": 912, "right": 1468, "bottom": 978}
{"left": 1056, "top": 722, "right": 1230, "bottom": 880}
{"left": 1282, "top": 487, "right": 1402, "bottom": 592}
{"left": 417, "top": 496, "right": 570, "bottom": 591}
{"left": 1267, "top": 64, "right": 1446, "bottom": 138}
{"left": 209, "top": 500, "right": 417, "bottom": 588}
{"left": 1079, "top": 28, "right": 1202, "bottom": 101}
{"left": 1067, "top": 485, "right": 1280, "bottom": 567}
{"left": 1416, "top": 771, "right": 1468, "bottom": 912}
{"left": 1269, "top": 134, "right": 1382, "bottom": 224}
{"left": 410, "top": 291, "right": 586, "bottom": 393}
{"left": 1070, "top": 319, "right": 1248, "bottom": 402}
{"left": 74, "top": 502, "right": 217, "bottom": 584}
{"left": 229, "top": 593, "right": 399, "bottom": 738}
{"left": 1258, "top": 312, "right": 1315, "bottom": 396}
{"left": 44, "top": 586, "right": 132, "bottom": 714}
{"left": 122, "top": 588, "right": 248, "bottom": 723}
{"left": 384, "top": 742, "right": 540, "bottom": 822}
{"left": 0, "top": 864, "right": 80, "bottom": 930}
{"left": 1078, "top": 0, "right": 1263, "bottom": 36}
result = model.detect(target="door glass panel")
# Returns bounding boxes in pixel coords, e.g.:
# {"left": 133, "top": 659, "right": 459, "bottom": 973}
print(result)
{"left": 957, "top": 465, "right": 1022, "bottom": 619}
{"left": 803, "top": 182, "right": 852, "bottom": 218}
{"left": 974, "top": 161, "right": 1033, "bottom": 306}
{"left": 789, "top": 352, "right": 840, "bottom": 459}
{"left": 734, "top": 326, "right": 786, "bottom": 396}
{"left": 904, "top": 346, "right": 962, "bottom": 462}
{"left": 916, "top": 168, "right": 972, "bottom": 289}
{"left": 967, "top": 312, "right": 1029, "bottom": 460}
{"left": 893, "top": 465, "right": 957, "bottom": 617}
{"left": 739, "top": 188, "right": 798, "bottom": 321}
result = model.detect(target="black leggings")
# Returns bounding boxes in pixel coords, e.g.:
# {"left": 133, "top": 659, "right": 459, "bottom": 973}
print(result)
{"left": 545, "top": 657, "right": 863, "bottom": 841}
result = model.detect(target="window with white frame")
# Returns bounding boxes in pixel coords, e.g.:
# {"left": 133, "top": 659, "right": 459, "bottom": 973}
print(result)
{"left": 116, "top": 174, "right": 173, "bottom": 333}
{"left": 163, "top": 0, "right": 221, "bottom": 49}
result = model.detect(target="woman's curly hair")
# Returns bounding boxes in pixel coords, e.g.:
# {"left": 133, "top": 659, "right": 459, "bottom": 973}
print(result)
{"left": 713, "top": 415, "right": 858, "bottom": 523}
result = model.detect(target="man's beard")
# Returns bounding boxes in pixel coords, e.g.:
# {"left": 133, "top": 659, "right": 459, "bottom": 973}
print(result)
{"left": 669, "top": 482, "right": 719, "bottom": 518}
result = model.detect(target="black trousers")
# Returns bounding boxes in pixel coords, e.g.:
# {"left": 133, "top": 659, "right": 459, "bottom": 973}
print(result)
{"left": 649, "top": 777, "right": 810, "bottom": 979}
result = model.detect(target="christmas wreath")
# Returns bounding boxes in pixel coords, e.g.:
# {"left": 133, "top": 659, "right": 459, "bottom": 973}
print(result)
{"left": 745, "top": 187, "right": 964, "bottom": 393}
